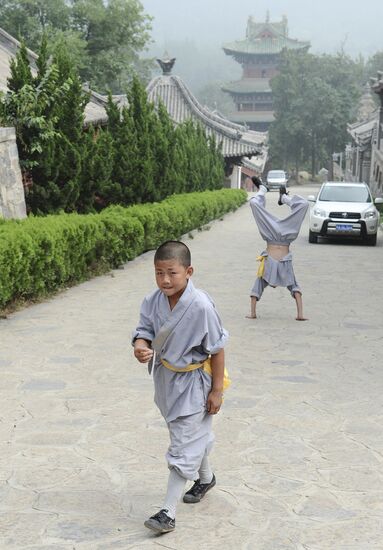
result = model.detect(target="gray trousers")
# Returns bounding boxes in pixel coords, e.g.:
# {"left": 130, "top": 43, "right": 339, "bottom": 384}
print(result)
{"left": 249, "top": 187, "right": 309, "bottom": 245}
{"left": 250, "top": 275, "right": 301, "bottom": 301}
{"left": 166, "top": 410, "right": 214, "bottom": 480}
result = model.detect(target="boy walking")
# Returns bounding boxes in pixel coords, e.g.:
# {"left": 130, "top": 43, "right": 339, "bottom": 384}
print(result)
{"left": 248, "top": 176, "right": 309, "bottom": 320}
{"left": 133, "top": 240, "right": 229, "bottom": 534}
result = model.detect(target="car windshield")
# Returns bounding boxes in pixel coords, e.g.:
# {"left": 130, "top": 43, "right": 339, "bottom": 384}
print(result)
{"left": 319, "top": 185, "right": 371, "bottom": 203}
{"left": 268, "top": 171, "right": 285, "bottom": 178}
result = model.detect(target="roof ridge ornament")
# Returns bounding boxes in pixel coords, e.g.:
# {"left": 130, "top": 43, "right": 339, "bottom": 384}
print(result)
{"left": 157, "top": 52, "right": 176, "bottom": 75}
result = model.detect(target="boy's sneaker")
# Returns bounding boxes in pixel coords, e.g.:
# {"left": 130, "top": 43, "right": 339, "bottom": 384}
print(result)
{"left": 278, "top": 185, "right": 288, "bottom": 205}
{"left": 183, "top": 474, "right": 216, "bottom": 503}
{"left": 144, "top": 509, "right": 175, "bottom": 533}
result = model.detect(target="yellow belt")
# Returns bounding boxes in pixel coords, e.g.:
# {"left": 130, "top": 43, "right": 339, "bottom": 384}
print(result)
{"left": 257, "top": 255, "right": 266, "bottom": 277}
{"left": 161, "top": 357, "right": 231, "bottom": 391}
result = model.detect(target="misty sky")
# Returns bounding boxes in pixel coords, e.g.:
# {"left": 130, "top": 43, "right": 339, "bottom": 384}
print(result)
{"left": 141, "top": 0, "right": 383, "bottom": 58}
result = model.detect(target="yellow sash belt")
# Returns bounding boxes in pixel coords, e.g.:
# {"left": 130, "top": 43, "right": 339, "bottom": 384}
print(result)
{"left": 256, "top": 255, "right": 266, "bottom": 277}
{"left": 161, "top": 357, "right": 231, "bottom": 391}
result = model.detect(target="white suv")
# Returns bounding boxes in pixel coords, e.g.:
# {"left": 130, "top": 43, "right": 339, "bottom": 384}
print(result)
{"left": 308, "top": 182, "right": 383, "bottom": 246}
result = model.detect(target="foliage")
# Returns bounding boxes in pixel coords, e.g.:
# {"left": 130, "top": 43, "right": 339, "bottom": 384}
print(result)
{"left": 1, "top": 44, "right": 225, "bottom": 214}
{"left": 0, "top": 189, "right": 247, "bottom": 311}
{"left": 269, "top": 50, "right": 363, "bottom": 176}
{"left": 102, "top": 77, "right": 225, "bottom": 207}
{"left": 0, "top": 0, "right": 153, "bottom": 93}
{"left": 1, "top": 37, "right": 89, "bottom": 212}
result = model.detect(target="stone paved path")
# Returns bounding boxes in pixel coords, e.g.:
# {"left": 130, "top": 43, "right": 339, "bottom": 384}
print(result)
{"left": 1, "top": 184, "right": 383, "bottom": 549}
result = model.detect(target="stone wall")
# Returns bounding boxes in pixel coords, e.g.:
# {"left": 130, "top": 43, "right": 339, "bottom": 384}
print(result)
{"left": 0, "top": 127, "right": 27, "bottom": 219}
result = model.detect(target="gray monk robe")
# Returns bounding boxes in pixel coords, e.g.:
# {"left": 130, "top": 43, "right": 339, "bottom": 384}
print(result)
{"left": 132, "top": 279, "right": 228, "bottom": 479}
{"left": 249, "top": 186, "right": 309, "bottom": 300}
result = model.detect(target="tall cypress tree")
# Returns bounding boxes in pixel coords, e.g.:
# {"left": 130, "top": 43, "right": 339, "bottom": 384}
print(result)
{"left": 127, "top": 77, "right": 156, "bottom": 203}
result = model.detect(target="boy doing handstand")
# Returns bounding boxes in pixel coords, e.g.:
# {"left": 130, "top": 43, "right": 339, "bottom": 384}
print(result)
{"left": 248, "top": 176, "right": 309, "bottom": 320}
{"left": 133, "top": 240, "right": 229, "bottom": 534}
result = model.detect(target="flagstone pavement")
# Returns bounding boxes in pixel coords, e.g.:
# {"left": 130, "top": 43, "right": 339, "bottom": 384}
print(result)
{"left": 1, "top": 184, "right": 383, "bottom": 549}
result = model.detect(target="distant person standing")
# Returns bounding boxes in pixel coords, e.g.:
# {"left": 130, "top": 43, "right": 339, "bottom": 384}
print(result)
{"left": 247, "top": 176, "right": 309, "bottom": 320}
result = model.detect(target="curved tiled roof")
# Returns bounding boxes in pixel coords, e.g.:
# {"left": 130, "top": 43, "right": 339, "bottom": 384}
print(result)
{"left": 146, "top": 73, "right": 266, "bottom": 159}
{"left": 223, "top": 15, "right": 309, "bottom": 57}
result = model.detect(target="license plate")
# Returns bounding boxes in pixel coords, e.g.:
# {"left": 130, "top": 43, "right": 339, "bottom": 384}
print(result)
{"left": 336, "top": 224, "right": 353, "bottom": 231}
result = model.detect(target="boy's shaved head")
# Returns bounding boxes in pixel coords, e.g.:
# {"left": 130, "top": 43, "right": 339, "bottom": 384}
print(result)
{"left": 154, "top": 241, "right": 191, "bottom": 267}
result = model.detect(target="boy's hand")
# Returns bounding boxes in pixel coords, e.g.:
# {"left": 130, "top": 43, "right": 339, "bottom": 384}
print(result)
{"left": 207, "top": 389, "right": 223, "bottom": 415}
{"left": 134, "top": 346, "right": 154, "bottom": 364}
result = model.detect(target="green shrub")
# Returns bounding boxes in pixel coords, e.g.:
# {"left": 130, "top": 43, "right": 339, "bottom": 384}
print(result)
{"left": 0, "top": 189, "right": 246, "bottom": 310}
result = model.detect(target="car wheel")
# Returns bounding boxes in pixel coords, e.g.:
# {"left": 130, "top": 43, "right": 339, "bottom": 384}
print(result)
{"left": 364, "top": 233, "right": 377, "bottom": 246}
{"left": 309, "top": 230, "right": 318, "bottom": 243}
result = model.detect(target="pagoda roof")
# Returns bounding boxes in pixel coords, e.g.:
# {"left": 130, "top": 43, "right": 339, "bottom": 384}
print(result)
{"left": 146, "top": 70, "right": 267, "bottom": 160}
{"left": 222, "top": 78, "right": 272, "bottom": 94}
{"left": 223, "top": 15, "right": 309, "bottom": 57}
{"left": 0, "top": 26, "right": 118, "bottom": 126}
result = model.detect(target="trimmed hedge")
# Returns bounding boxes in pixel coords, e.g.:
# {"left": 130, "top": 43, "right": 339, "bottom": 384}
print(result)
{"left": 0, "top": 189, "right": 246, "bottom": 310}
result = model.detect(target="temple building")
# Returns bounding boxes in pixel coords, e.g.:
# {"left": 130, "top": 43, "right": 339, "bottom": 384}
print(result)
{"left": 147, "top": 55, "right": 268, "bottom": 188}
{"left": 345, "top": 76, "right": 383, "bottom": 197}
{"left": 346, "top": 84, "right": 378, "bottom": 185}
{"left": 222, "top": 13, "right": 310, "bottom": 131}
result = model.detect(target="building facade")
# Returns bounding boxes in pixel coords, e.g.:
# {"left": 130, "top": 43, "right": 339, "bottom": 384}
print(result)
{"left": 222, "top": 14, "right": 310, "bottom": 131}
{"left": 346, "top": 78, "right": 383, "bottom": 197}
{"left": 370, "top": 74, "right": 383, "bottom": 195}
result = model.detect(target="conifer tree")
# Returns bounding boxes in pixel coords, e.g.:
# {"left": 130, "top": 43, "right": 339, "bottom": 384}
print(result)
{"left": 78, "top": 127, "right": 115, "bottom": 212}
{"left": 127, "top": 77, "right": 158, "bottom": 202}
{"left": 7, "top": 41, "right": 33, "bottom": 92}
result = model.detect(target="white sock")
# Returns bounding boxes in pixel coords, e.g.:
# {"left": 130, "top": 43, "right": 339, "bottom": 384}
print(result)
{"left": 198, "top": 452, "right": 213, "bottom": 484}
{"left": 162, "top": 468, "right": 186, "bottom": 519}
{"left": 282, "top": 193, "right": 292, "bottom": 206}
{"left": 259, "top": 184, "right": 268, "bottom": 195}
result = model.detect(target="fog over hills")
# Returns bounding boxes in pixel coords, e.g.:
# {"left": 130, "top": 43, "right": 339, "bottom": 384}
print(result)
{"left": 141, "top": 0, "right": 383, "bottom": 58}
{"left": 140, "top": 0, "right": 383, "bottom": 105}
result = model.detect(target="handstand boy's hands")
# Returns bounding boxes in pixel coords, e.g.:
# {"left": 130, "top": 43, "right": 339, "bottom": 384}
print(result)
{"left": 207, "top": 390, "right": 223, "bottom": 415}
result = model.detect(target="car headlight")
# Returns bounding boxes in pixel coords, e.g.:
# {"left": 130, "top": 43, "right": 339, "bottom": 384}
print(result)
{"left": 313, "top": 208, "right": 327, "bottom": 217}
{"left": 364, "top": 210, "right": 377, "bottom": 219}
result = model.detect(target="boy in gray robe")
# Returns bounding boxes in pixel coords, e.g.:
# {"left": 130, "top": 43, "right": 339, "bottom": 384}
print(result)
{"left": 248, "top": 177, "right": 309, "bottom": 320}
{"left": 132, "top": 240, "right": 229, "bottom": 534}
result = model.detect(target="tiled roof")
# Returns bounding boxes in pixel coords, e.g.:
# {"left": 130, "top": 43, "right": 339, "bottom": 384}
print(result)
{"left": 223, "top": 36, "right": 309, "bottom": 56}
{"left": 146, "top": 73, "right": 267, "bottom": 159}
{"left": 223, "top": 15, "right": 309, "bottom": 57}
{"left": 222, "top": 78, "right": 272, "bottom": 94}
{"left": 348, "top": 113, "right": 377, "bottom": 147}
